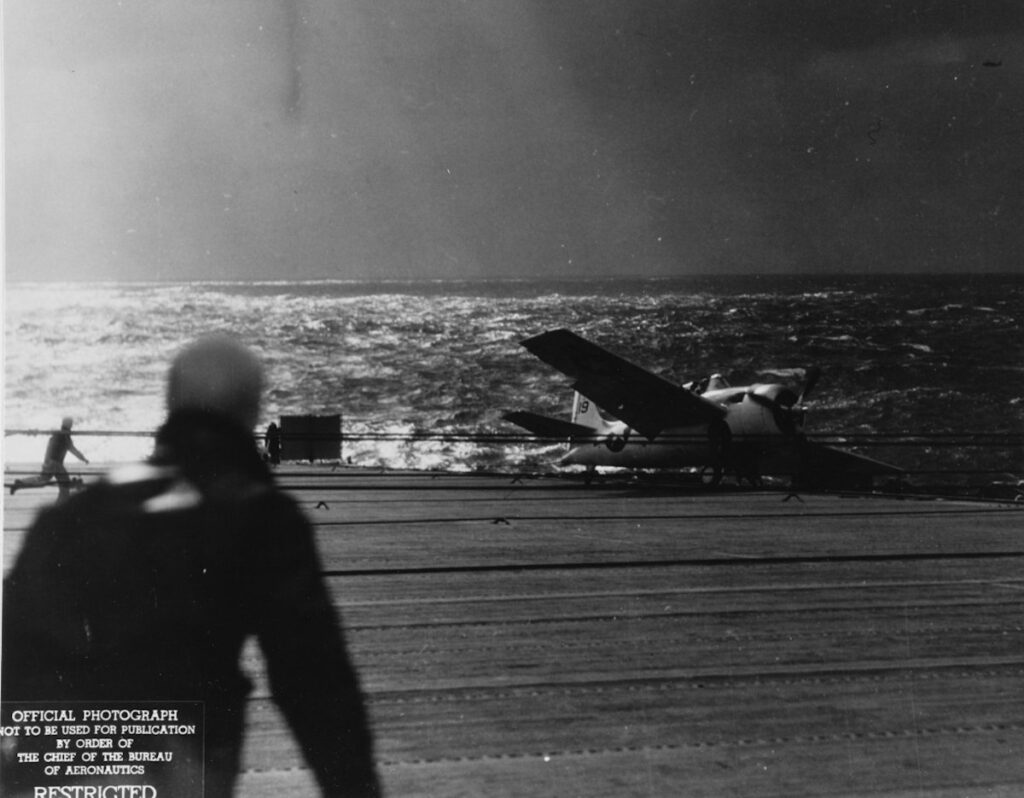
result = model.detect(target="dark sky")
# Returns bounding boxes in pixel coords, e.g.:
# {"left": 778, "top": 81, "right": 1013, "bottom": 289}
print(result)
{"left": 6, "top": 1, "right": 1023, "bottom": 281}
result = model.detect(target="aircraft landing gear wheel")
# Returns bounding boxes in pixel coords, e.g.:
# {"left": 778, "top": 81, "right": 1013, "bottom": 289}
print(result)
{"left": 699, "top": 465, "right": 723, "bottom": 487}
{"left": 703, "top": 419, "right": 730, "bottom": 488}
{"left": 583, "top": 467, "right": 597, "bottom": 487}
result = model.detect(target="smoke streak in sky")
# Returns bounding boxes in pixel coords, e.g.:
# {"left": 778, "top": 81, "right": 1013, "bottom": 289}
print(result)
{"left": 5, "top": 1, "right": 1024, "bottom": 281}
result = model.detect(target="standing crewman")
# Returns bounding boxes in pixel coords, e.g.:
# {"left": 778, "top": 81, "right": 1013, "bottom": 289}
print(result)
{"left": 10, "top": 416, "right": 89, "bottom": 499}
{"left": 265, "top": 421, "right": 282, "bottom": 465}
{"left": 2, "top": 334, "right": 381, "bottom": 797}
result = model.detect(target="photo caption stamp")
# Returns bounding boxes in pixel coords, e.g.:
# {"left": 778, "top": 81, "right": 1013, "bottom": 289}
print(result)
{"left": 0, "top": 702, "right": 204, "bottom": 798}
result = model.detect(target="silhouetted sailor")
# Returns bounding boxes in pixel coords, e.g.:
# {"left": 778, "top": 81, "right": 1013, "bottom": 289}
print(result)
{"left": 2, "top": 334, "right": 381, "bottom": 797}
{"left": 265, "top": 421, "right": 282, "bottom": 465}
{"left": 10, "top": 416, "right": 89, "bottom": 499}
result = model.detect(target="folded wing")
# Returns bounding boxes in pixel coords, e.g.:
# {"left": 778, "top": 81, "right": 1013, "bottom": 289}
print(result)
{"left": 521, "top": 329, "right": 725, "bottom": 439}
{"left": 800, "top": 443, "right": 905, "bottom": 477}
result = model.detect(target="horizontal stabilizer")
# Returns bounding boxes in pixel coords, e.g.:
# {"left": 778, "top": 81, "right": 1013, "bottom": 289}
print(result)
{"left": 503, "top": 411, "right": 598, "bottom": 439}
{"left": 521, "top": 329, "right": 725, "bottom": 439}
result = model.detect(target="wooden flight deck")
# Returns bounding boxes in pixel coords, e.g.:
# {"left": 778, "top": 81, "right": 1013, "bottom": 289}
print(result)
{"left": 4, "top": 466, "right": 1024, "bottom": 797}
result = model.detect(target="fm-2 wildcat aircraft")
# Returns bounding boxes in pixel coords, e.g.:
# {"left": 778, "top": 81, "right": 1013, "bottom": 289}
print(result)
{"left": 504, "top": 328, "right": 902, "bottom": 488}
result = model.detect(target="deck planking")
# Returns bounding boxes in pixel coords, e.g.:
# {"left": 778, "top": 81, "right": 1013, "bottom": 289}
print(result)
{"left": 4, "top": 466, "right": 1024, "bottom": 796}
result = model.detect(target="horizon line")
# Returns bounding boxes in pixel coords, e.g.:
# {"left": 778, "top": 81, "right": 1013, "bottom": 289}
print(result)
{"left": 6, "top": 271, "right": 1023, "bottom": 287}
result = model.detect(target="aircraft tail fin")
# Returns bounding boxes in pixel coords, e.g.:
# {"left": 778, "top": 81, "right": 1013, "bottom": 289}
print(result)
{"left": 571, "top": 392, "right": 612, "bottom": 430}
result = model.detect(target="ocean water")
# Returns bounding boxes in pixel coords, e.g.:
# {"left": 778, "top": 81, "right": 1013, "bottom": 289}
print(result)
{"left": 4, "top": 275, "right": 1022, "bottom": 479}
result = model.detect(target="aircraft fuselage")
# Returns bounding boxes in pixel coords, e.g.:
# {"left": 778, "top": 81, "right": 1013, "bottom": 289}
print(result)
{"left": 560, "top": 387, "right": 798, "bottom": 469}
